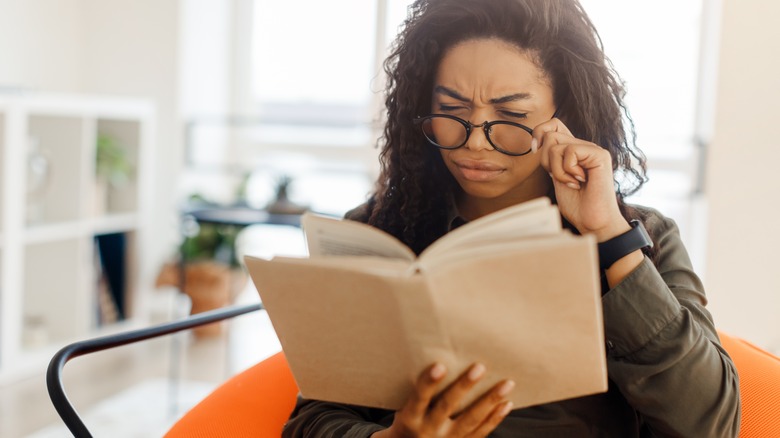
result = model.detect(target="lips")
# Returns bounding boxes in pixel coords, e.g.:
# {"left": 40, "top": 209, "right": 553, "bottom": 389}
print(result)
{"left": 452, "top": 159, "right": 505, "bottom": 181}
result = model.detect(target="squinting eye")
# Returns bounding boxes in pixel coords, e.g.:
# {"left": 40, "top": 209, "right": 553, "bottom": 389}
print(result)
{"left": 439, "top": 104, "right": 464, "bottom": 112}
{"left": 501, "top": 111, "right": 528, "bottom": 119}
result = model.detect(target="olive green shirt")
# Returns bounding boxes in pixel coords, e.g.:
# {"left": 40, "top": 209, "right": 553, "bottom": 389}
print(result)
{"left": 282, "top": 204, "right": 741, "bottom": 437}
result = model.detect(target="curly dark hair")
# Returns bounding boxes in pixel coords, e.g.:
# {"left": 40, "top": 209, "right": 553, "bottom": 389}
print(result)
{"left": 367, "top": 0, "right": 650, "bottom": 256}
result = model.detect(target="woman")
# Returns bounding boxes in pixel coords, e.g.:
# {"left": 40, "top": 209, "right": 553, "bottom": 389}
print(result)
{"left": 283, "top": 0, "right": 741, "bottom": 436}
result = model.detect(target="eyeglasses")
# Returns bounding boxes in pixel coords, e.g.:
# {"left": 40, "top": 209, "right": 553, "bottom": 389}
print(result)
{"left": 413, "top": 114, "right": 536, "bottom": 156}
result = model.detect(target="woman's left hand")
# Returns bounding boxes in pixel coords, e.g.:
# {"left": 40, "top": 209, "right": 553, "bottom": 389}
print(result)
{"left": 533, "top": 118, "right": 630, "bottom": 242}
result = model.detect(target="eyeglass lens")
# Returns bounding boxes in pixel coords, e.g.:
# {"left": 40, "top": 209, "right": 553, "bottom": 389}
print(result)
{"left": 420, "top": 116, "right": 533, "bottom": 155}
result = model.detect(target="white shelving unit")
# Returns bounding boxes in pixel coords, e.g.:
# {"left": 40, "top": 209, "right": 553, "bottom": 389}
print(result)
{"left": 0, "top": 93, "right": 155, "bottom": 383}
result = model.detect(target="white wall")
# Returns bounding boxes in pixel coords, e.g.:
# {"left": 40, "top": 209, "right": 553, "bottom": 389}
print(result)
{"left": 0, "top": 0, "right": 86, "bottom": 91}
{"left": 705, "top": 0, "right": 780, "bottom": 351}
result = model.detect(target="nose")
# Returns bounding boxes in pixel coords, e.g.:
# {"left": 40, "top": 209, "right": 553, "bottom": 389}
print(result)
{"left": 464, "top": 121, "right": 494, "bottom": 152}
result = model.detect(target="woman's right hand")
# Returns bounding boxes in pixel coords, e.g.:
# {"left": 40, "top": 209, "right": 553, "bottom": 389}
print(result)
{"left": 371, "top": 363, "right": 515, "bottom": 438}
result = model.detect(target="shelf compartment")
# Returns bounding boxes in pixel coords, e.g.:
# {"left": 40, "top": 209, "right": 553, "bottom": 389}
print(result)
{"left": 22, "top": 238, "right": 93, "bottom": 350}
{"left": 94, "top": 231, "right": 136, "bottom": 323}
{"left": 26, "top": 115, "right": 87, "bottom": 225}
{"left": 95, "top": 119, "right": 141, "bottom": 216}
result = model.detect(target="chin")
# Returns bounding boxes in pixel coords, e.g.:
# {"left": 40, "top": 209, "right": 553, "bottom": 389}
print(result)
{"left": 456, "top": 180, "right": 511, "bottom": 200}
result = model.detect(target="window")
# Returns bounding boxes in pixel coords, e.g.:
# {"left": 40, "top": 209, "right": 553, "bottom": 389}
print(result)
{"left": 248, "top": 0, "right": 383, "bottom": 148}
{"left": 212, "top": 0, "right": 417, "bottom": 215}
{"left": 580, "top": 0, "right": 709, "bottom": 268}
{"left": 231, "top": 1, "right": 711, "bottom": 241}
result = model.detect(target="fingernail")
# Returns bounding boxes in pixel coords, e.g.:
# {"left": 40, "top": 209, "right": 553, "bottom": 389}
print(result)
{"left": 468, "top": 363, "right": 486, "bottom": 381}
{"left": 566, "top": 182, "right": 580, "bottom": 190}
{"left": 498, "top": 380, "right": 515, "bottom": 396}
{"left": 574, "top": 175, "right": 586, "bottom": 183}
{"left": 548, "top": 172, "right": 554, "bottom": 179}
{"left": 430, "top": 363, "right": 446, "bottom": 379}
{"left": 499, "top": 401, "right": 514, "bottom": 417}
{"left": 531, "top": 138, "right": 538, "bottom": 153}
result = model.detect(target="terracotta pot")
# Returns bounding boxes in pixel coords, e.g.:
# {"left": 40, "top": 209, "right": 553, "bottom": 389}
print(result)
{"left": 156, "top": 261, "right": 239, "bottom": 338}
{"left": 184, "top": 261, "right": 231, "bottom": 337}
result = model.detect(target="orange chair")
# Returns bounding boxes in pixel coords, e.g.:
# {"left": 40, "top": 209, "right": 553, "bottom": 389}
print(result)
{"left": 165, "top": 351, "right": 299, "bottom": 437}
{"left": 165, "top": 332, "right": 780, "bottom": 438}
{"left": 48, "top": 305, "right": 780, "bottom": 437}
{"left": 718, "top": 331, "right": 780, "bottom": 437}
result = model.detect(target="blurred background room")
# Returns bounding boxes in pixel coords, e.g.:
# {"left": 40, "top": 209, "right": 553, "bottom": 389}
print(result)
{"left": 0, "top": 0, "right": 778, "bottom": 436}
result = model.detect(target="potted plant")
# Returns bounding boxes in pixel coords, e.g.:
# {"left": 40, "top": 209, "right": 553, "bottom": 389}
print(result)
{"left": 95, "top": 134, "right": 133, "bottom": 215}
{"left": 156, "top": 196, "right": 249, "bottom": 337}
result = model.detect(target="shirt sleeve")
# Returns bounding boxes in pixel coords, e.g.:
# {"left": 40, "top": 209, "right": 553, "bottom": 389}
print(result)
{"left": 282, "top": 396, "right": 391, "bottom": 438}
{"left": 601, "top": 210, "right": 741, "bottom": 437}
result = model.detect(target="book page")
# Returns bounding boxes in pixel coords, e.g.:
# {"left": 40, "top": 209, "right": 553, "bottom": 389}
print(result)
{"left": 423, "top": 235, "right": 606, "bottom": 410}
{"left": 455, "top": 196, "right": 552, "bottom": 229}
{"left": 417, "top": 233, "right": 576, "bottom": 273}
{"left": 419, "top": 197, "right": 561, "bottom": 262}
{"left": 302, "top": 212, "right": 416, "bottom": 260}
{"left": 265, "top": 255, "right": 413, "bottom": 277}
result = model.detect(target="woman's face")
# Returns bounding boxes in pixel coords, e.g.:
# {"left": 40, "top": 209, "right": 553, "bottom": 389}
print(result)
{"left": 432, "top": 38, "right": 556, "bottom": 210}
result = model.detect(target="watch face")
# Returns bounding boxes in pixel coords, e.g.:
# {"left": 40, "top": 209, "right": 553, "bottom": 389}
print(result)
{"left": 598, "top": 220, "right": 652, "bottom": 270}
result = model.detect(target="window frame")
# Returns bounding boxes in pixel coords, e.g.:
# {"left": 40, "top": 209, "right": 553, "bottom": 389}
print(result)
{"left": 227, "top": 0, "right": 717, "bottom": 270}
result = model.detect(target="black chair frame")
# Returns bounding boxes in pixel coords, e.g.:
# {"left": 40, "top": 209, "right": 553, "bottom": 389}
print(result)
{"left": 46, "top": 303, "right": 263, "bottom": 438}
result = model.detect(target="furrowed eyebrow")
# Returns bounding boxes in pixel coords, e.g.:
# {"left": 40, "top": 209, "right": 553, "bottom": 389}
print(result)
{"left": 434, "top": 85, "right": 470, "bottom": 102}
{"left": 434, "top": 85, "right": 532, "bottom": 105}
{"left": 489, "top": 92, "right": 532, "bottom": 104}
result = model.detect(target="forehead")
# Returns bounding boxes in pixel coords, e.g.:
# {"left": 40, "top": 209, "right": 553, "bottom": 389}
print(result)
{"left": 434, "top": 38, "right": 551, "bottom": 101}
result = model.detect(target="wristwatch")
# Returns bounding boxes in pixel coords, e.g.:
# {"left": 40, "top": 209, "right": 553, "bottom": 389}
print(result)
{"left": 597, "top": 219, "right": 653, "bottom": 270}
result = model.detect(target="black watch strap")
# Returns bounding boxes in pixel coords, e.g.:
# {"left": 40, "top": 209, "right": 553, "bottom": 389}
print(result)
{"left": 597, "top": 219, "right": 653, "bottom": 270}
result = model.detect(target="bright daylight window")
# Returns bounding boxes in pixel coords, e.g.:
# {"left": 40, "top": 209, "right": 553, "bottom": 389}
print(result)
{"left": 580, "top": 0, "right": 707, "bottom": 266}
{"left": 243, "top": 0, "right": 708, "bottom": 244}
{"left": 250, "top": 0, "right": 381, "bottom": 148}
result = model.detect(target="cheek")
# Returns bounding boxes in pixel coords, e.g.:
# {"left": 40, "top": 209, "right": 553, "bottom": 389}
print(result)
{"left": 511, "top": 152, "right": 543, "bottom": 173}
{"left": 439, "top": 150, "right": 457, "bottom": 172}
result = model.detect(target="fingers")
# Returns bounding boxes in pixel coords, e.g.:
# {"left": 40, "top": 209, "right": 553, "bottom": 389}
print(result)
{"left": 428, "top": 363, "right": 486, "bottom": 424}
{"left": 545, "top": 140, "right": 589, "bottom": 189}
{"left": 539, "top": 139, "right": 584, "bottom": 188}
{"left": 532, "top": 117, "right": 573, "bottom": 140}
{"left": 451, "top": 379, "right": 515, "bottom": 435}
{"left": 399, "top": 363, "right": 512, "bottom": 438}
{"left": 471, "top": 401, "right": 514, "bottom": 437}
{"left": 534, "top": 119, "right": 581, "bottom": 187}
{"left": 406, "top": 362, "right": 448, "bottom": 417}
{"left": 533, "top": 118, "right": 616, "bottom": 192}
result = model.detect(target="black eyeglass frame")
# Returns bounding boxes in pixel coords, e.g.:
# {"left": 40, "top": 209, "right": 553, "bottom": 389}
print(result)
{"left": 413, "top": 110, "right": 559, "bottom": 156}
{"left": 413, "top": 114, "right": 535, "bottom": 156}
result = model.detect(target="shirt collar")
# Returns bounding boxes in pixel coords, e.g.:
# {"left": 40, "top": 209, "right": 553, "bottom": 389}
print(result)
{"left": 443, "top": 189, "right": 564, "bottom": 233}
{"left": 443, "top": 190, "right": 466, "bottom": 231}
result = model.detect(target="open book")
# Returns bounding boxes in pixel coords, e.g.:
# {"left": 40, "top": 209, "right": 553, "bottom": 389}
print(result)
{"left": 244, "top": 197, "right": 607, "bottom": 411}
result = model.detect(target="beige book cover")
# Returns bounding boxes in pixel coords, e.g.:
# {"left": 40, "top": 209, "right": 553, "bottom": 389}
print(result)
{"left": 244, "top": 198, "right": 607, "bottom": 411}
